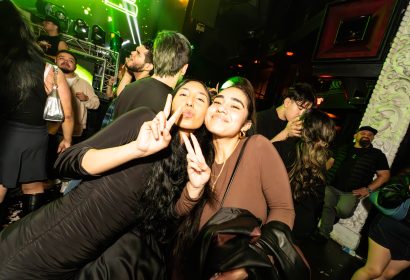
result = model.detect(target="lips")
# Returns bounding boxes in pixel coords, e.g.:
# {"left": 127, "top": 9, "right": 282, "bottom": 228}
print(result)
{"left": 211, "top": 114, "right": 228, "bottom": 122}
{"left": 182, "top": 110, "right": 194, "bottom": 118}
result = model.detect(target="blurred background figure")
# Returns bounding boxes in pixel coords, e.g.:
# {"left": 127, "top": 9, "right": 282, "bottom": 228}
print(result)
{"left": 0, "top": 0, "right": 72, "bottom": 225}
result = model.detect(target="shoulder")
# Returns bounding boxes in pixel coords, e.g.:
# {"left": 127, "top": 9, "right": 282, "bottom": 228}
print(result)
{"left": 120, "top": 106, "right": 156, "bottom": 121}
{"left": 246, "top": 134, "right": 276, "bottom": 151}
{"left": 257, "top": 106, "right": 275, "bottom": 118}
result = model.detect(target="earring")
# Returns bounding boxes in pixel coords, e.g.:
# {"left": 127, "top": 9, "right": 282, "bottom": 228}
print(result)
{"left": 239, "top": 130, "right": 246, "bottom": 138}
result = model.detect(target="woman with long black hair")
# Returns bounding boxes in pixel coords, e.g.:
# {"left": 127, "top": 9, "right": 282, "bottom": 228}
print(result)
{"left": 0, "top": 78, "right": 213, "bottom": 279}
{"left": 0, "top": 0, "right": 73, "bottom": 220}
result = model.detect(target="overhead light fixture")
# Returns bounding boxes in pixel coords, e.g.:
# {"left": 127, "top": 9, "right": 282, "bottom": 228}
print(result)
{"left": 104, "top": 0, "right": 138, "bottom": 17}
{"left": 73, "top": 19, "right": 89, "bottom": 41}
{"left": 91, "top": 25, "right": 106, "bottom": 46}
{"left": 110, "top": 32, "right": 123, "bottom": 52}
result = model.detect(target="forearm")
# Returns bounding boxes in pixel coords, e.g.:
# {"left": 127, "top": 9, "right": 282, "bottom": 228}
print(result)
{"left": 81, "top": 141, "right": 143, "bottom": 175}
{"left": 61, "top": 116, "right": 74, "bottom": 143}
{"left": 368, "top": 173, "right": 390, "bottom": 191}
{"left": 271, "top": 129, "right": 288, "bottom": 143}
{"left": 84, "top": 91, "right": 100, "bottom": 109}
{"left": 116, "top": 73, "right": 133, "bottom": 96}
{"left": 174, "top": 185, "right": 202, "bottom": 217}
{"left": 267, "top": 208, "right": 295, "bottom": 229}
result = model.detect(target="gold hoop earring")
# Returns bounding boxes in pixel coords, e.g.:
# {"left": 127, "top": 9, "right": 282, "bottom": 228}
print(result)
{"left": 239, "top": 130, "right": 246, "bottom": 138}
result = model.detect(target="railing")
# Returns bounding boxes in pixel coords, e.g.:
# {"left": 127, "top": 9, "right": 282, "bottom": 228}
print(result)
{"left": 31, "top": 23, "right": 119, "bottom": 96}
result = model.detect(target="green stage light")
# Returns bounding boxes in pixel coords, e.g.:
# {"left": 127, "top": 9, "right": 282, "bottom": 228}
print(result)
{"left": 104, "top": 0, "right": 137, "bottom": 17}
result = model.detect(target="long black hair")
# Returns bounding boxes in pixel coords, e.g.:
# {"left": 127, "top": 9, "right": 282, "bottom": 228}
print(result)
{"left": 135, "top": 79, "right": 214, "bottom": 243}
{"left": 0, "top": 1, "right": 45, "bottom": 120}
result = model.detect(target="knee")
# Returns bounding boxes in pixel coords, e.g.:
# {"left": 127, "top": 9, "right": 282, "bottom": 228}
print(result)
{"left": 360, "top": 265, "right": 384, "bottom": 279}
{"left": 381, "top": 267, "right": 399, "bottom": 280}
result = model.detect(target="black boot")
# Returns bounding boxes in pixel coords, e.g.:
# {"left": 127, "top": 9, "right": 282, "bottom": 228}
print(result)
{"left": 22, "top": 193, "right": 45, "bottom": 216}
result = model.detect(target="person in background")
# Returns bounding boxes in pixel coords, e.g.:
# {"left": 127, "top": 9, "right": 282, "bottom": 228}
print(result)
{"left": 173, "top": 77, "right": 295, "bottom": 279}
{"left": 315, "top": 126, "right": 390, "bottom": 242}
{"left": 113, "top": 30, "right": 192, "bottom": 118}
{"left": 273, "top": 109, "right": 336, "bottom": 242}
{"left": 102, "top": 40, "right": 154, "bottom": 128}
{"left": 37, "top": 15, "right": 68, "bottom": 58}
{"left": 0, "top": 0, "right": 72, "bottom": 222}
{"left": 55, "top": 49, "right": 100, "bottom": 140}
{"left": 256, "top": 83, "right": 316, "bottom": 143}
{"left": 352, "top": 169, "right": 410, "bottom": 280}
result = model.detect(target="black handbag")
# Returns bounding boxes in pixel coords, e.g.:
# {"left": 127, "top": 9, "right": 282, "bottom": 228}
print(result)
{"left": 190, "top": 137, "right": 310, "bottom": 280}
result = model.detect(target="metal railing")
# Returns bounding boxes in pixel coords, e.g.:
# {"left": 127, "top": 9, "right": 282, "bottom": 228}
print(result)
{"left": 32, "top": 23, "right": 119, "bottom": 95}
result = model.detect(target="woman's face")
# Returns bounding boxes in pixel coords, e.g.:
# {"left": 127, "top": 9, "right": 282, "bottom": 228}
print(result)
{"left": 205, "top": 87, "right": 250, "bottom": 138}
{"left": 172, "top": 81, "right": 210, "bottom": 130}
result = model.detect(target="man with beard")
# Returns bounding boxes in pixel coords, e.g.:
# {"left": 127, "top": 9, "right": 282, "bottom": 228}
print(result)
{"left": 55, "top": 50, "right": 100, "bottom": 140}
{"left": 113, "top": 30, "right": 191, "bottom": 118}
{"left": 102, "top": 40, "right": 153, "bottom": 128}
{"left": 316, "top": 126, "right": 390, "bottom": 241}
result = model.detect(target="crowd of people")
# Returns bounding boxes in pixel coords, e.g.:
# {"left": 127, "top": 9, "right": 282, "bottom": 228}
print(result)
{"left": 0, "top": 1, "right": 409, "bottom": 279}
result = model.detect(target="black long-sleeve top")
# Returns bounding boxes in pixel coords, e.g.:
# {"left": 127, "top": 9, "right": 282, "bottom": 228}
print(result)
{"left": 0, "top": 107, "right": 163, "bottom": 279}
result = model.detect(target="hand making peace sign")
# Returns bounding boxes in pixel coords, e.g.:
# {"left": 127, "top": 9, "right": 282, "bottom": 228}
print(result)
{"left": 181, "top": 133, "right": 211, "bottom": 191}
{"left": 133, "top": 94, "right": 183, "bottom": 157}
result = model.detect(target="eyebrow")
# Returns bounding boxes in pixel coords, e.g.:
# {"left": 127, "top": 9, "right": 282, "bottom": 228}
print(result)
{"left": 180, "top": 87, "right": 209, "bottom": 100}
{"left": 214, "top": 95, "right": 245, "bottom": 108}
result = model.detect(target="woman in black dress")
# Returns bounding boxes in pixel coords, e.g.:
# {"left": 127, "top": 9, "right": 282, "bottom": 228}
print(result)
{"left": 0, "top": 79, "right": 213, "bottom": 279}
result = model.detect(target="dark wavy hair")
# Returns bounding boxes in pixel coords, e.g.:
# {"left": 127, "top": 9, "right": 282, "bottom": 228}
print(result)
{"left": 289, "top": 109, "right": 336, "bottom": 201}
{"left": 0, "top": 1, "right": 45, "bottom": 119}
{"left": 135, "top": 79, "right": 214, "bottom": 243}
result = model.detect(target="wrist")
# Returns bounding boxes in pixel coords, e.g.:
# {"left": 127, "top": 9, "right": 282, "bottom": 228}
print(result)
{"left": 186, "top": 181, "right": 204, "bottom": 200}
{"left": 366, "top": 187, "right": 373, "bottom": 194}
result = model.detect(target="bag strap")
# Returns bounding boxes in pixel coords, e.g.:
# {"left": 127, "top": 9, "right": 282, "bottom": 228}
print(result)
{"left": 220, "top": 136, "right": 251, "bottom": 207}
{"left": 52, "top": 65, "right": 58, "bottom": 90}
{"left": 44, "top": 63, "right": 52, "bottom": 82}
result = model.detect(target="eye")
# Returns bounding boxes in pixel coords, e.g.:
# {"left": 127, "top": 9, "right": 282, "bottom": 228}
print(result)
{"left": 231, "top": 105, "right": 240, "bottom": 110}
{"left": 196, "top": 97, "right": 205, "bottom": 103}
{"left": 178, "top": 92, "right": 187, "bottom": 96}
{"left": 213, "top": 100, "right": 221, "bottom": 105}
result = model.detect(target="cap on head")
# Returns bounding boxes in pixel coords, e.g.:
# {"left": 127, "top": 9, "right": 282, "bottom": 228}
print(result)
{"left": 357, "top": 126, "right": 378, "bottom": 135}
{"left": 44, "top": 15, "right": 60, "bottom": 28}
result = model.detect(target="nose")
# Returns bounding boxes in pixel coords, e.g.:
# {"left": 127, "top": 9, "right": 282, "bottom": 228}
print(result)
{"left": 216, "top": 104, "right": 226, "bottom": 113}
{"left": 185, "top": 97, "right": 193, "bottom": 107}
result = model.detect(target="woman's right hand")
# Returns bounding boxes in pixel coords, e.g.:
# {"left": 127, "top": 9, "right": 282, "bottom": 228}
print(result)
{"left": 182, "top": 133, "right": 210, "bottom": 197}
{"left": 132, "top": 94, "right": 182, "bottom": 158}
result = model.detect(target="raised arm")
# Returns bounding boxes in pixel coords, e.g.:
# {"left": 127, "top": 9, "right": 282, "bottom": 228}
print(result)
{"left": 55, "top": 94, "right": 181, "bottom": 177}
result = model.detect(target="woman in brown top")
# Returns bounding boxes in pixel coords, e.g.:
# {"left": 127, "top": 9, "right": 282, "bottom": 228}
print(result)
{"left": 174, "top": 77, "right": 295, "bottom": 279}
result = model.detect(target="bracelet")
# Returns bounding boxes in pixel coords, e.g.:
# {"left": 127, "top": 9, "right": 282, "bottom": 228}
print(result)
{"left": 366, "top": 187, "right": 372, "bottom": 194}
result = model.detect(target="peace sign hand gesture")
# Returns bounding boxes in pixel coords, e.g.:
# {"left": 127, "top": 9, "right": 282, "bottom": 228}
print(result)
{"left": 182, "top": 133, "right": 211, "bottom": 199}
{"left": 133, "top": 94, "right": 183, "bottom": 157}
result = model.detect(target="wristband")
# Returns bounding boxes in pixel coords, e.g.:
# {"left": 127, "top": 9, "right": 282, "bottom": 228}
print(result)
{"left": 366, "top": 187, "right": 372, "bottom": 194}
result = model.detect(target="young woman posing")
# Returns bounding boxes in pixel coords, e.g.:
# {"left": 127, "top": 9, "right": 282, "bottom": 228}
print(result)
{"left": 174, "top": 77, "right": 295, "bottom": 279}
{"left": 0, "top": 79, "right": 212, "bottom": 279}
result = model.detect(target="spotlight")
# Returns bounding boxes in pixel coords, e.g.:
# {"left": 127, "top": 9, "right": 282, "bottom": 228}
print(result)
{"left": 91, "top": 25, "right": 106, "bottom": 46}
{"left": 110, "top": 32, "right": 123, "bottom": 52}
{"left": 73, "top": 19, "right": 89, "bottom": 40}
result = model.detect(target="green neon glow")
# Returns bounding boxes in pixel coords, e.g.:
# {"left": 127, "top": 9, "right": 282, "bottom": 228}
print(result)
{"left": 104, "top": 0, "right": 137, "bottom": 17}
{"left": 75, "top": 65, "right": 93, "bottom": 85}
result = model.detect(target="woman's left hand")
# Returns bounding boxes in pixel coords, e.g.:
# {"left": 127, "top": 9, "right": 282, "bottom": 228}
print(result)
{"left": 133, "top": 95, "right": 182, "bottom": 157}
{"left": 182, "top": 133, "right": 211, "bottom": 193}
{"left": 210, "top": 268, "right": 248, "bottom": 280}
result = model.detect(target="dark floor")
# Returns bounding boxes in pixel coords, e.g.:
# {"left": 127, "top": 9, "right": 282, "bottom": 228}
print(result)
{"left": 2, "top": 189, "right": 409, "bottom": 280}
